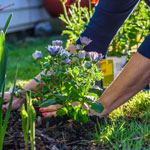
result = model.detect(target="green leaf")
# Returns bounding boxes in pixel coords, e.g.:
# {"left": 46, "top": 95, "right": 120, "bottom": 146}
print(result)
{"left": 4, "top": 14, "right": 13, "bottom": 34}
{"left": 42, "top": 86, "right": 49, "bottom": 92}
{"left": 2, "top": 68, "right": 18, "bottom": 146}
{"left": 73, "top": 67, "right": 79, "bottom": 75}
{"left": 0, "top": 31, "right": 7, "bottom": 92}
{"left": 39, "top": 100, "right": 57, "bottom": 107}
{"left": 87, "top": 92, "right": 98, "bottom": 99}
{"left": 89, "top": 86, "right": 103, "bottom": 97}
{"left": 56, "top": 107, "right": 68, "bottom": 117}
{"left": 30, "top": 105, "right": 36, "bottom": 121}
{"left": 71, "top": 81, "right": 76, "bottom": 86}
{"left": 91, "top": 102, "right": 104, "bottom": 114}
{"left": 55, "top": 95, "right": 68, "bottom": 102}
{"left": 34, "top": 78, "right": 41, "bottom": 83}
{"left": 20, "top": 104, "right": 28, "bottom": 145}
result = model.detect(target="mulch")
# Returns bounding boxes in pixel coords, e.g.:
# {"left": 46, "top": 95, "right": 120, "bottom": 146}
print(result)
{"left": 3, "top": 106, "right": 111, "bottom": 150}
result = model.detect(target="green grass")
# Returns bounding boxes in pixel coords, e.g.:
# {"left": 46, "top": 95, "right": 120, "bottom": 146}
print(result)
{"left": 6, "top": 35, "right": 67, "bottom": 89}
{"left": 91, "top": 91, "right": 150, "bottom": 149}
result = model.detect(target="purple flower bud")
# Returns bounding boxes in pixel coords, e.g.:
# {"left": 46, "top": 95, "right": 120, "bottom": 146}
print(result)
{"left": 87, "top": 52, "right": 103, "bottom": 63}
{"left": 85, "top": 61, "right": 92, "bottom": 69}
{"left": 76, "top": 44, "right": 83, "bottom": 50}
{"left": 9, "top": 87, "right": 18, "bottom": 94}
{"left": 61, "top": 50, "right": 70, "bottom": 60}
{"left": 80, "top": 36, "right": 92, "bottom": 46}
{"left": 47, "top": 45, "right": 62, "bottom": 56}
{"left": 78, "top": 51, "right": 86, "bottom": 59}
{"left": 62, "top": 58, "right": 71, "bottom": 64}
{"left": 32, "top": 51, "right": 42, "bottom": 60}
{"left": 52, "top": 40, "right": 63, "bottom": 47}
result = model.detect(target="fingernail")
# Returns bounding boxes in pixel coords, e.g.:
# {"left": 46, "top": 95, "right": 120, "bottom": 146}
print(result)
{"left": 2, "top": 106, "right": 6, "bottom": 112}
{"left": 39, "top": 107, "right": 44, "bottom": 112}
{"left": 42, "top": 112, "right": 47, "bottom": 117}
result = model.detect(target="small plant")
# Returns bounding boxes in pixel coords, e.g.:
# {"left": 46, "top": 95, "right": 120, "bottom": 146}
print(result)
{"left": 0, "top": 13, "right": 15, "bottom": 150}
{"left": 20, "top": 92, "right": 36, "bottom": 150}
{"left": 33, "top": 38, "right": 104, "bottom": 123}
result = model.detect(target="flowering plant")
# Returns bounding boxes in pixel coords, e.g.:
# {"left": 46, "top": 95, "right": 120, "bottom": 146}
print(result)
{"left": 33, "top": 37, "right": 104, "bottom": 123}
{"left": 59, "top": 0, "right": 98, "bottom": 46}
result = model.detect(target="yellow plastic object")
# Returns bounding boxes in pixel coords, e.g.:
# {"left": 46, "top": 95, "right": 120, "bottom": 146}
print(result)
{"left": 100, "top": 60, "right": 114, "bottom": 87}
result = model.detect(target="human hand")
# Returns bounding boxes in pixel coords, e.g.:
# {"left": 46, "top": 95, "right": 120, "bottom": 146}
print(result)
{"left": 39, "top": 102, "right": 106, "bottom": 118}
{"left": 0, "top": 92, "right": 25, "bottom": 111}
{"left": 39, "top": 104, "right": 62, "bottom": 118}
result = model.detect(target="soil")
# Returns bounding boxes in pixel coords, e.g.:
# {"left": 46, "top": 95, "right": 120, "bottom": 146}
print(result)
{"left": 3, "top": 106, "right": 112, "bottom": 150}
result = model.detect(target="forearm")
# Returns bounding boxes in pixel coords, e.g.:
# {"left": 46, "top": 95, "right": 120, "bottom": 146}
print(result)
{"left": 23, "top": 72, "right": 44, "bottom": 92}
{"left": 98, "top": 52, "right": 150, "bottom": 116}
{"left": 23, "top": 71, "right": 52, "bottom": 92}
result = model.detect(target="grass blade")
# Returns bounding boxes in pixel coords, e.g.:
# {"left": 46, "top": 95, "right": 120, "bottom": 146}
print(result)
{"left": 2, "top": 68, "right": 18, "bottom": 138}
{"left": 3, "top": 13, "right": 13, "bottom": 34}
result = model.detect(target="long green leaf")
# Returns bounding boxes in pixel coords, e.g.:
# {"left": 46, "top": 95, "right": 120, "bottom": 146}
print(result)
{"left": 0, "top": 31, "right": 7, "bottom": 92}
{"left": 3, "top": 14, "right": 13, "bottom": 34}
{"left": 0, "top": 31, "right": 6, "bottom": 149}
{"left": 39, "top": 100, "right": 57, "bottom": 107}
{"left": 2, "top": 68, "right": 18, "bottom": 138}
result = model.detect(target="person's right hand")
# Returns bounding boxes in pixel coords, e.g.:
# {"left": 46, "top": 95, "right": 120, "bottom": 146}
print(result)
{"left": 0, "top": 92, "right": 25, "bottom": 111}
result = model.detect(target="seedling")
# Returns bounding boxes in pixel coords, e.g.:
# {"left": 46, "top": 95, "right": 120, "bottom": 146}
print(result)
{"left": 20, "top": 92, "right": 36, "bottom": 150}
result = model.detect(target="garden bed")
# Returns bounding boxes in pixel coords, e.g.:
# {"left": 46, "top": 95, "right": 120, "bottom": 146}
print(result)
{"left": 4, "top": 107, "right": 111, "bottom": 150}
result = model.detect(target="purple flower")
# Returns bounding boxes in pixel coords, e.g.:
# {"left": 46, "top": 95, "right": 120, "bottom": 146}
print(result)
{"left": 9, "top": 86, "right": 18, "bottom": 94}
{"left": 32, "top": 51, "right": 42, "bottom": 60}
{"left": 85, "top": 61, "right": 92, "bottom": 69}
{"left": 87, "top": 52, "right": 103, "bottom": 63}
{"left": 62, "top": 58, "right": 71, "bottom": 64}
{"left": 80, "top": 36, "right": 92, "bottom": 46}
{"left": 52, "top": 40, "right": 63, "bottom": 47}
{"left": 78, "top": 51, "right": 86, "bottom": 59}
{"left": 47, "top": 45, "right": 62, "bottom": 56}
{"left": 76, "top": 44, "right": 83, "bottom": 50}
{"left": 61, "top": 50, "right": 70, "bottom": 60}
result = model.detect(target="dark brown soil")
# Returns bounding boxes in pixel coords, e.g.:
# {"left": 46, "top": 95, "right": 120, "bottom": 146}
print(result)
{"left": 3, "top": 107, "right": 111, "bottom": 150}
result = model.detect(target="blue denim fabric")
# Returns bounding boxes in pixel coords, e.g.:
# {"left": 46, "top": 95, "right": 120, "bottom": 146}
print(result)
{"left": 76, "top": 0, "right": 150, "bottom": 58}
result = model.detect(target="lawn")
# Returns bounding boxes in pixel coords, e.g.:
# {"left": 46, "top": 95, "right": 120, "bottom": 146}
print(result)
{"left": 5, "top": 35, "right": 150, "bottom": 149}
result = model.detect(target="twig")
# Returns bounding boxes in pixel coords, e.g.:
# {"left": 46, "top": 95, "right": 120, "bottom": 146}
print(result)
{"left": 0, "top": 4, "right": 14, "bottom": 11}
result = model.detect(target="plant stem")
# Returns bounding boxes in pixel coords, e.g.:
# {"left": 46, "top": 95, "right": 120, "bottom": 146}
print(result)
{"left": 62, "top": 2, "right": 72, "bottom": 26}
{"left": 89, "top": 0, "right": 92, "bottom": 17}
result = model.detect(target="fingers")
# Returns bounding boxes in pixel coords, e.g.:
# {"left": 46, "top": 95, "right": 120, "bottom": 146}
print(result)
{"left": 42, "top": 111, "right": 57, "bottom": 118}
{"left": 3, "top": 98, "right": 25, "bottom": 111}
{"left": 0, "top": 92, "right": 11, "bottom": 102}
{"left": 68, "top": 45, "right": 76, "bottom": 55}
{"left": 39, "top": 104, "right": 62, "bottom": 118}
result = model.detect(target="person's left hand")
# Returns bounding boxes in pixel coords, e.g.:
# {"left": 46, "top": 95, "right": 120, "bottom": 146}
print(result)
{"left": 0, "top": 92, "right": 25, "bottom": 111}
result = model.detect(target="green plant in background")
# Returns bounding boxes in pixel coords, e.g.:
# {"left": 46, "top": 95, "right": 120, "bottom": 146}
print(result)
{"left": 33, "top": 38, "right": 104, "bottom": 123}
{"left": 108, "top": 1, "right": 150, "bottom": 57}
{"left": 20, "top": 92, "right": 36, "bottom": 150}
{"left": 59, "top": 0, "right": 94, "bottom": 46}
{"left": 0, "top": 14, "right": 16, "bottom": 150}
